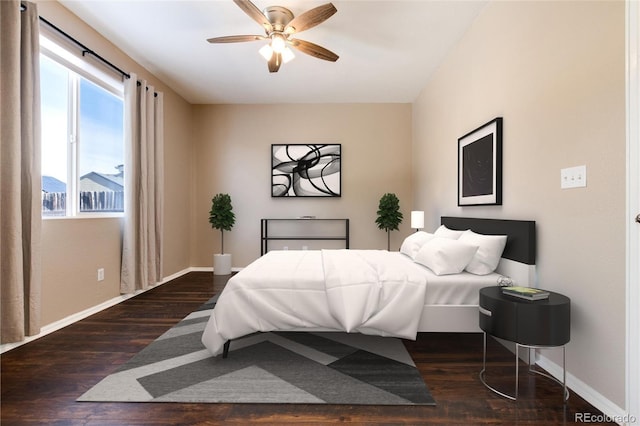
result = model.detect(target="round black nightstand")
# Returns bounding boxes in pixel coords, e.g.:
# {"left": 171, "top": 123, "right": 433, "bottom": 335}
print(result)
{"left": 478, "top": 286, "right": 571, "bottom": 401}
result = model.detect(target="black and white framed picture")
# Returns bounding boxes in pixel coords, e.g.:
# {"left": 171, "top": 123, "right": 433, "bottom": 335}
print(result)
{"left": 458, "top": 117, "right": 502, "bottom": 206}
{"left": 271, "top": 144, "right": 341, "bottom": 197}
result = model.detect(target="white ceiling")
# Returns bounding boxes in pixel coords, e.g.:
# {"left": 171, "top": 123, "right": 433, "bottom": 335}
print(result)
{"left": 59, "top": 0, "right": 487, "bottom": 104}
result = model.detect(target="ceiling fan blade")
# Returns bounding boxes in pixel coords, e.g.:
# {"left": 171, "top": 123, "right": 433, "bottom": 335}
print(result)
{"left": 207, "top": 35, "right": 266, "bottom": 43}
{"left": 233, "top": 0, "right": 273, "bottom": 33}
{"left": 268, "top": 52, "right": 282, "bottom": 73}
{"left": 285, "top": 3, "right": 337, "bottom": 34}
{"left": 289, "top": 39, "right": 339, "bottom": 62}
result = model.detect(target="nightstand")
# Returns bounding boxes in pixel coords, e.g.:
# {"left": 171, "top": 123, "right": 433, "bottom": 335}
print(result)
{"left": 478, "top": 286, "right": 571, "bottom": 401}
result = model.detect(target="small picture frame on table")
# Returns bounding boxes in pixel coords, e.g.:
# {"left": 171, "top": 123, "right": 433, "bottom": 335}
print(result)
{"left": 458, "top": 117, "right": 503, "bottom": 206}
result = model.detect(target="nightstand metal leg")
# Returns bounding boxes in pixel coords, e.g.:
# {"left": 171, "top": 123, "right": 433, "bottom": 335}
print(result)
{"left": 564, "top": 346, "right": 567, "bottom": 401}
{"left": 526, "top": 345, "right": 569, "bottom": 402}
{"left": 480, "top": 333, "right": 569, "bottom": 403}
{"left": 515, "top": 343, "right": 520, "bottom": 400}
{"left": 479, "top": 332, "right": 517, "bottom": 401}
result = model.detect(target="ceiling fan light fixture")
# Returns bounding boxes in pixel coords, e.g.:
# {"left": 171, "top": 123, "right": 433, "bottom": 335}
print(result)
{"left": 260, "top": 33, "right": 294, "bottom": 64}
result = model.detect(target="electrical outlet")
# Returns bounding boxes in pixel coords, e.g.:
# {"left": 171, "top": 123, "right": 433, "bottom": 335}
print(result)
{"left": 97, "top": 268, "right": 105, "bottom": 281}
{"left": 561, "top": 165, "right": 587, "bottom": 189}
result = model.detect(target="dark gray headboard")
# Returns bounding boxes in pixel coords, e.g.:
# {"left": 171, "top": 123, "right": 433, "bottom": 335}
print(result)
{"left": 441, "top": 217, "right": 536, "bottom": 265}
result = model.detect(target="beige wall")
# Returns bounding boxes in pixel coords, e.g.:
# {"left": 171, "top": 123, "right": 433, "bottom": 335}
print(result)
{"left": 37, "top": 1, "right": 193, "bottom": 325}
{"left": 413, "top": 0, "right": 625, "bottom": 407}
{"left": 191, "top": 104, "right": 413, "bottom": 267}
{"left": 41, "top": 218, "right": 122, "bottom": 322}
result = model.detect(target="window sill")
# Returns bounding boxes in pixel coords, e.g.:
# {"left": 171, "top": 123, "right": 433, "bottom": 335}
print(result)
{"left": 42, "top": 213, "right": 124, "bottom": 220}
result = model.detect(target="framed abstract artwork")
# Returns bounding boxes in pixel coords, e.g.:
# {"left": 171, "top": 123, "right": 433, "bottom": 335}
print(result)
{"left": 458, "top": 117, "right": 503, "bottom": 206}
{"left": 271, "top": 144, "right": 341, "bottom": 197}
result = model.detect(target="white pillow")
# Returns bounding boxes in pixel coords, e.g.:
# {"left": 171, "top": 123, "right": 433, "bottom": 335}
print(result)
{"left": 414, "top": 237, "right": 479, "bottom": 276}
{"left": 433, "top": 224, "right": 466, "bottom": 239}
{"left": 458, "top": 230, "right": 508, "bottom": 275}
{"left": 400, "top": 231, "right": 436, "bottom": 259}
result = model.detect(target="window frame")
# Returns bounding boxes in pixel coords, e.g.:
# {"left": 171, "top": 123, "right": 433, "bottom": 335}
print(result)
{"left": 40, "top": 34, "right": 125, "bottom": 219}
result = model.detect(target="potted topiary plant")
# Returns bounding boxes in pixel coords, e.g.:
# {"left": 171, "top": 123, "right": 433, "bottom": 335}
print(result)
{"left": 209, "top": 193, "right": 235, "bottom": 275}
{"left": 375, "top": 193, "right": 403, "bottom": 251}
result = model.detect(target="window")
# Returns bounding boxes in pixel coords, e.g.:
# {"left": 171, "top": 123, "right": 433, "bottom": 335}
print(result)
{"left": 40, "top": 36, "right": 124, "bottom": 217}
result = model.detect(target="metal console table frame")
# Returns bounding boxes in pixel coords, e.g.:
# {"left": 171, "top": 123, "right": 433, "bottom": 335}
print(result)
{"left": 260, "top": 218, "right": 349, "bottom": 255}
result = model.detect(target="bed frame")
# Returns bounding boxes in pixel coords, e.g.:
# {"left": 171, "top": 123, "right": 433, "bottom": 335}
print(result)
{"left": 221, "top": 216, "right": 536, "bottom": 357}
{"left": 416, "top": 216, "right": 536, "bottom": 333}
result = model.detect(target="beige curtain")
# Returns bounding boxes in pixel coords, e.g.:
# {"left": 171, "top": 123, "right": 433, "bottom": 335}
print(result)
{"left": 121, "top": 73, "right": 164, "bottom": 293}
{"left": 0, "top": 0, "right": 42, "bottom": 343}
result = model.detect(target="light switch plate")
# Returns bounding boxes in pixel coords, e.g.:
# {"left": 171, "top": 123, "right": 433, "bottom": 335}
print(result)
{"left": 561, "top": 165, "right": 587, "bottom": 189}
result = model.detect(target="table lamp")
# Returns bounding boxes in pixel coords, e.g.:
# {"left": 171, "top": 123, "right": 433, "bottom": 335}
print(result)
{"left": 411, "top": 211, "right": 424, "bottom": 232}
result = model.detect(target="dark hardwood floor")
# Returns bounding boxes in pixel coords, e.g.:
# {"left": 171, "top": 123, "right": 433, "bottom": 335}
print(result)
{"left": 1, "top": 272, "right": 614, "bottom": 425}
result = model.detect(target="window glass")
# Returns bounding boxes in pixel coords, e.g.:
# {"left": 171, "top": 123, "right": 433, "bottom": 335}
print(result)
{"left": 40, "top": 54, "right": 70, "bottom": 216}
{"left": 78, "top": 79, "right": 124, "bottom": 212}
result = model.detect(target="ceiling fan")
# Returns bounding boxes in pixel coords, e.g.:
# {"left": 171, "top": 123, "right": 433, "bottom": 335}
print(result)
{"left": 207, "top": 0, "right": 339, "bottom": 73}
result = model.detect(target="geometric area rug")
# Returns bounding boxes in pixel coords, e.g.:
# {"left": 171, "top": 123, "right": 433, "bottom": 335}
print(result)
{"left": 77, "top": 296, "right": 435, "bottom": 405}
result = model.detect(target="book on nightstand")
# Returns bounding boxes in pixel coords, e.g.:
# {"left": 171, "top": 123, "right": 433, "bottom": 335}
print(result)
{"left": 501, "top": 286, "right": 550, "bottom": 301}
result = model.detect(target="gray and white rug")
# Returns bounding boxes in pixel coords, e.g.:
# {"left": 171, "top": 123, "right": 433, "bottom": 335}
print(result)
{"left": 78, "top": 296, "right": 435, "bottom": 405}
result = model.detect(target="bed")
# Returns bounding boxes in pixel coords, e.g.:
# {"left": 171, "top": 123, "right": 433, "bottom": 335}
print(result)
{"left": 201, "top": 216, "right": 536, "bottom": 357}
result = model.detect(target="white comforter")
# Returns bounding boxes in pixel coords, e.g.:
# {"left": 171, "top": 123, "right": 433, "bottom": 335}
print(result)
{"left": 201, "top": 249, "right": 428, "bottom": 356}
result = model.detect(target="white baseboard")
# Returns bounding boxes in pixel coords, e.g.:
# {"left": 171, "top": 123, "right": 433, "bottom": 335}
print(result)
{"left": 537, "top": 354, "right": 631, "bottom": 425}
{"left": 191, "top": 266, "right": 243, "bottom": 272}
{"left": 0, "top": 267, "right": 198, "bottom": 354}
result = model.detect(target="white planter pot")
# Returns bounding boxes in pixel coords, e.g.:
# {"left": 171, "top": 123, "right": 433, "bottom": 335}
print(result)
{"left": 213, "top": 253, "right": 232, "bottom": 275}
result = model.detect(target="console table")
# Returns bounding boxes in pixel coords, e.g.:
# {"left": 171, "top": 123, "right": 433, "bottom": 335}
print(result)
{"left": 478, "top": 286, "right": 571, "bottom": 402}
{"left": 260, "top": 218, "right": 349, "bottom": 255}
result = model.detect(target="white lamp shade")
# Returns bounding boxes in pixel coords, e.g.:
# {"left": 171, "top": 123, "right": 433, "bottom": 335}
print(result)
{"left": 411, "top": 211, "right": 424, "bottom": 229}
{"left": 281, "top": 46, "right": 295, "bottom": 63}
{"left": 259, "top": 43, "right": 294, "bottom": 64}
{"left": 259, "top": 44, "right": 273, "bottom": 60}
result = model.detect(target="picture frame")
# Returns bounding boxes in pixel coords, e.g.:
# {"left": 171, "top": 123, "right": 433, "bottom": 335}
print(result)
{"left": 458, "top": 117, "right": 503, "bottom": 206}
{"left": 271, "top": 144, "right": 341, "bottom": 197}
